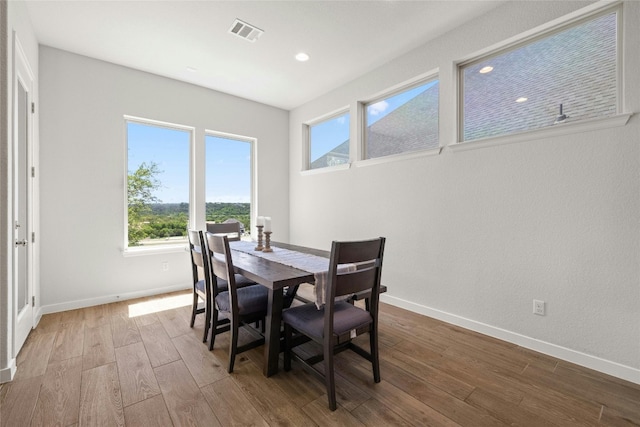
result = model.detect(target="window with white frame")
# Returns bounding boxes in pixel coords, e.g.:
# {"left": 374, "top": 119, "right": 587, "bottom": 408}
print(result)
{"left": 364, "top": 78, "right": 439, "bottom": 160}
{"left": 460, "top": 9, "right": 618, "bottom": 142}
{"left": 126, "top": 119, "right": 191, "bottom": 248}
{"left": 205, "top": 133, "right": 253, "bottom": 237}
{"left": 307, "top": 111, "right": 350, "bottom": 170}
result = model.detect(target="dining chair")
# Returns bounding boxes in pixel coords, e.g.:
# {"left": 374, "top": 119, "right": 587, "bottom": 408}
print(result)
{"left": 206, "top": 232, "right": 269, "bottom": 372}
{"left": 187, "top": 229, "right": 215, "bottom": 343}
{"left": 188, "top": 229, "right": 255, "bottom": 343}
{"left": 206, "top": 221, "right": 242, "bottom": 241}
{"left": 282, "top": 237, "right": 386, "bottom": 411}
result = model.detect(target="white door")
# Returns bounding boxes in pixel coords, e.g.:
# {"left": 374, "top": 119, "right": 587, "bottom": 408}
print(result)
{"left": 13, "top": 34, "right": 34, "bottom": 354}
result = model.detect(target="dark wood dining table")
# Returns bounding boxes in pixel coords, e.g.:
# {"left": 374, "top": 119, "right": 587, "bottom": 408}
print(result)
{"left": 229, "top": 241, "right": 319, "bottom": 377}
{"left": 229, "top": 241, "right": 387, "bottom": 377}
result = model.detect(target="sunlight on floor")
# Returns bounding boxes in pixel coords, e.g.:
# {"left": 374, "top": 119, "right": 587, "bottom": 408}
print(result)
{"left": 127, "top": 292, "right": 192, "bottom": 318}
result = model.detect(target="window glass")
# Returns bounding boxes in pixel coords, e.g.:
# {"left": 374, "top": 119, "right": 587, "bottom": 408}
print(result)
{"left": 461, "top": 11, "right": 617, "bottom": 141}
{"left": 205, "top": 135, "right": 252, "bottom": 237}
{"left": 364, "top": 79, "right": 439, "bottom": 160}
{"left": 308, "top": 112, "right": 350, "bottom": 170}
{"left": 127, "top": 121, "right": 190, "bottom": 247}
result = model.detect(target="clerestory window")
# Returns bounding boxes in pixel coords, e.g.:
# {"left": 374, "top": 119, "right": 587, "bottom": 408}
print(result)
{"left": 460, "top": 9, "right": 619, "bottom": 142}
{"left": 306, "top": 111, "right": 350, "bottom": 170}
{"left": 363, "top": 78, "right": 439, "bottom": 160}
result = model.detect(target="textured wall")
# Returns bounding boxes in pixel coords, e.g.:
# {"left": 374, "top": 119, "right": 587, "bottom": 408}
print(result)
{"left": 289, "top": 1, "right": 639, "bottom": 382}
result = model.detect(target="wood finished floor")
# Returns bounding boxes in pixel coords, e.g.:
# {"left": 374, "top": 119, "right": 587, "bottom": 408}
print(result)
{"left": 1, "top": 290, "right": 639, "bottom": 426}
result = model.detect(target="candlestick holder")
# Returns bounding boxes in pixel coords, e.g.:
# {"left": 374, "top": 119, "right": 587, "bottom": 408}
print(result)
{"left": 263, "top": 231, "right": 273, "bottom": 252}
{"left": 255, "top": 225, "right": 264, "bottom": 251}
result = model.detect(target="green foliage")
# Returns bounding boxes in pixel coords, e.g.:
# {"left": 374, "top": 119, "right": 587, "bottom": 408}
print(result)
{"left": 127, "top": 164, "right": 251, "bottom": 246}
{"left": 127, "top": 162, "right": 162, "bottom": 245}
{"left": 206, "top": 203, "right": 250, "bottom": 231}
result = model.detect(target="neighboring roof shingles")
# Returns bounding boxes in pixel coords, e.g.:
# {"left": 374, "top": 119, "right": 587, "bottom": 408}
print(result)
{"left": 463, "top": 12, "right": 616, "bottom": 141}
{"left": 367, "top": 83, "right": 439, "bottom": 159}
{"left": 311, "top": 83, "right": 439, "bottom": 168}
{"left": 312, "top": 12, "right": 616, "bottom": 166}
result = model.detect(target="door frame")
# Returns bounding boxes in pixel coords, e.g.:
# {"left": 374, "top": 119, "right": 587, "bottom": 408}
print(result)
{"left": 11, "top": 31, "right": 35, "bottom": 358}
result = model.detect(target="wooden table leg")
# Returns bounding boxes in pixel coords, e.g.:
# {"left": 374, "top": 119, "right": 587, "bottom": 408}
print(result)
{"left": 264, "top": 287, "right": 283, "bottom": 377}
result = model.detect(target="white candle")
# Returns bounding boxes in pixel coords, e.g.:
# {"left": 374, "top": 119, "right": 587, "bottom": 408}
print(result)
{"left": 264, "top": 217, "right": 272, "bottom": 232}
{"left": 256, "top": 216, "right": 264, "bottom": 227}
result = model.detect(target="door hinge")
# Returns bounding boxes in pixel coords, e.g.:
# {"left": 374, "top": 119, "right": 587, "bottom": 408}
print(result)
{"left": 32, "top": 232, "right": 35, "bottom": 243}
{"left": 31, "top": 167, "right": 35, "bottom": 178}
{"left": 31, "top": 102, "right": 35, "bottom": 114}
{"left": 32, "top": 296, "right": 35, "bottom": 307}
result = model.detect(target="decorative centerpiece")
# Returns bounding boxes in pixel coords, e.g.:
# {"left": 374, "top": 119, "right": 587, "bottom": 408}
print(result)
{"left": 263, "top": 217, "right": 273, "bottom": 252}
{"left": 255, "top": 216, "right": 265, "bottom": 251}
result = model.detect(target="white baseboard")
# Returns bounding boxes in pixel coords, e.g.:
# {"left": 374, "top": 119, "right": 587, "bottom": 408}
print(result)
{"left": 0, "top": 358, "right": 16, "bottom": 383}
{"left": 380, "top": 294, "right": 640, "bottom": 386}
{"left": 38, "top": 283, "right": 191, "bottom": 317}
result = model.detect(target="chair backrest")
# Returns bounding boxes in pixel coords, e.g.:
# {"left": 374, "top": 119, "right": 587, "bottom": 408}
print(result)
{"left": 188, "top": 229, "right": 211, "bottom": 292}
{"left": 206, "top": 222, "right": 242, "bottom": 241}
{"left": 205, "top": 232, "right": 238, "bottom": 301}
{"left": 325, "top": 237, "right": 385, "bottom": 333}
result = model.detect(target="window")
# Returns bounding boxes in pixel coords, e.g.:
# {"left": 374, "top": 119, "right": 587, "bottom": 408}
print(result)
{"left": 460, "top": 10, "right": 618, "bottom": 142}
{"left": 307, "top": 111, "right": 350, "bottom": 170}
{"left": 126, "top": 119, "right": 191, "bottom": 248}
{"left": 205, "top": 134, "right": 253, "bottom": 237}
{"left": 364, "top": 78, "right": 439, "bottom": 160}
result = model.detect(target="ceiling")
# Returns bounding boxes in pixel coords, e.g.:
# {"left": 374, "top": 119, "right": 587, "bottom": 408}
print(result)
{"left": 25, "top": 0, "right": 505, "bottom": 110}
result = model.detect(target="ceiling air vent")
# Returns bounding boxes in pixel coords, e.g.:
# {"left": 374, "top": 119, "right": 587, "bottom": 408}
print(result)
{"left": 229, "top": 19, "right": 263, "bottom": 43}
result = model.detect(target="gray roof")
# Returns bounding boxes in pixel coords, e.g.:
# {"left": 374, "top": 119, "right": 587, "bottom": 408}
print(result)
{"left": 367, "top": 84, "right": 439, "bottom": 158}
{"left": 312, "top": 12, "right": 616, "bottom": 166}
{"left": 463, "top": 12, "right": 616, "bottom": 140}
{"left": 311, "top": 83, "right": 439, "bottom": 168}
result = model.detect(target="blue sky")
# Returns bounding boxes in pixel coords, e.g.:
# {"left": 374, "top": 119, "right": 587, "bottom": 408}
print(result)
{"left": 128, "top": 123, "right": 251, "bottom": 203}
{"left": 205, "top": 135, "right": 251, "bottom": 203}
{"left": 128, "top": 80, "right": 439, "bottom": 200}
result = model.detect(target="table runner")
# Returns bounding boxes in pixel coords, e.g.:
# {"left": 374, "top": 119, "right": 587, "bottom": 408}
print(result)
{"left": 230, "top": 241, "right": 353, "bottom": 308}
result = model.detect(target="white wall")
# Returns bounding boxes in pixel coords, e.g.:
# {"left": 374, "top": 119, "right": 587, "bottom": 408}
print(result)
{"left": 289, "top": 1, "right": 640, "bottom": 383}
{"left": 38, "top": 47, "right": 289, "bottom": 312}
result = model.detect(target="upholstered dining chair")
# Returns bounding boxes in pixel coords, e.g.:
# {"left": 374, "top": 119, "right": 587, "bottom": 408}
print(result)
{"left": 188, "top": 229, "right": 255, "bottom": 343}
{"left": 206, "top": 232, "right": 269, "bottom": 372}
{"left": 282, "top": 237, "right": 386, "bottom": 411}
{"left": 206, "top": 221, "right": 242, "bottom": 241}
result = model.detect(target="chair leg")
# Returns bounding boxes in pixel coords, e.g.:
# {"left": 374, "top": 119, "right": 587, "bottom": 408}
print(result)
{"left": 190, "top": 293, "right": 198, "bottom": 328}
{"left": 325, "top": 344, "right": 337, "bottom": 411}
{"left": 228, "top": 320, "right": 239, "bottom": 373}
{"left": 209, "top": 309, "right": 219, "bottom": 351}
{"left": 283, "top": 323, "right": 292, "bottom": 371}
{"left": 370, "top": 325, "right": 380, "bottom": 383}
{"left": 202, "top": 301, "right": 211, "bottom": 343}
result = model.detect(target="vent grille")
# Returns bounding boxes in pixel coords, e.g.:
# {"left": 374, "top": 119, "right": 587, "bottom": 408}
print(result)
{"left": 229, "top": 19, "right": 263, "bottom": 42}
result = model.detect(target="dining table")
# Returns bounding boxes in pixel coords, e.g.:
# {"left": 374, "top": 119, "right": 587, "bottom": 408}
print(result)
{"left": 228, "top": 240, "right": 386, "bottom": 377}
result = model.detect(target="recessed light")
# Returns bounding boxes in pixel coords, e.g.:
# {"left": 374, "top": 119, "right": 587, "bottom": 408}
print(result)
{"left": 295, "top": 52, "right": 310, "bottom": 62}
{"left": 479, "top": 66, "right": 493, "bottom": 74}
{"left": 516, "top": 97, "right": 528, "bottom": 103}
{"left": 186, "top": 67, "right": 197, "bottom": 73}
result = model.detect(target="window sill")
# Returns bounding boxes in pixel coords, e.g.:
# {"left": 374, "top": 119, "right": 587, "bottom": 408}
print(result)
{"left": 354, "top": 146, "right": 441, "bottom": 168}
{"left": 123, "top": 244, "right": 188, "bottom": 257}
{"left": 300, "top": 162, "right": 351, "bottom": 176}
{"left": 448, "top": 113, "right": 633, "bottom": 153}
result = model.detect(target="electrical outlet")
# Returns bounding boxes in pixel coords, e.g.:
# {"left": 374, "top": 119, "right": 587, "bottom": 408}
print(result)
{"left": 162, "top": 262, "right": 169, "bottom": 271}
{"left": 533, "top": 299, "right": 545, "bottom": 316}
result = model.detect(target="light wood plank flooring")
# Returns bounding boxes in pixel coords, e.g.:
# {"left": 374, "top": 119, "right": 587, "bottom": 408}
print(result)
{"left": 1, "top": 290, "right": 639, "bottom": 426}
